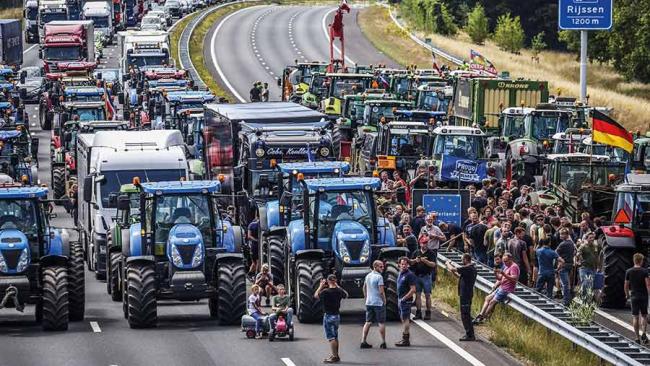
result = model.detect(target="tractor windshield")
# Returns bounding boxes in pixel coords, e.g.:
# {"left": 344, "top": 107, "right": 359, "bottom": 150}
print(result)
{"left": 74, "top": 107, "right": 106, "bottom": 121}
{"left": 313, "top": 190, "right": 372, "bottom": 241}
{"left": 433, "top": 134, "right": 485, "bottom": 160}
{"left": 129, "top": 55, "right": 168, "bottom": 68}
{"left": 418, "top": 90, "right": 448, "bottom": 112}
{"left": 0, "top": 199, "right": 40, "bottom": 237}
{"left": 558, "top": 163, "right": 625, "bottom": 192}
{"left": 530, "top": 112, "right": 570, "bottom": 140}
{"left": 502, "top": 114, "right": 525, "bottom": 139}
{"left": 612, "top": 192, "right": 650, "bottom": 229}
{"left": 364, "top": 105, "right": 397, "bottom": 126}
{"left": 153, "top": 193, "right": 215, "bottom": 248}
{"left": 388, "top": 129, "right": 430, "bottom": 156}
{"left": 588, "top": 144, "right": 629, "bottom": 162}
{"left": 86, "top": 16, "right": 109, "bottom": 28}
{"left": 331, "top": 80, "right": 366, "bottom": 98}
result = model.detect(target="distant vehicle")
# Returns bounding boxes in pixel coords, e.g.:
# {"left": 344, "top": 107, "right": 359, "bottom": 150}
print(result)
{"left": 17, "top": 66, "right": 45, "bottom": 104}
{"left": 164, "top": 0, "right": 183, "bottom": 18}
{"left": 139, "top": 16, "right": 165, "bottom": 31}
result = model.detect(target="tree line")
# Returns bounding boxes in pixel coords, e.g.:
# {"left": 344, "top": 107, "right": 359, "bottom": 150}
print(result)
{"left": 396, "top": 0, "right": 650, "bottom": 83}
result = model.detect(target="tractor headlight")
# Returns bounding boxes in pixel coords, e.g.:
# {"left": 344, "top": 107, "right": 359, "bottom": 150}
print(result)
{"left": 339, "top": 240, "right": 350, "bottom": 263}
{"left": 0, "top": 254, "right": 6, "bottom": 273}
{"left": 255, "top": 148, "right": 265, "bottom": 158}
{"left": 359, "top": 240, "right": 370, "bottom": 263}
{"left": 171, "top": 245, "right": 183, "bottom": 268}
{"left": 190, "top": 243, "right": 203, "bottom": 268}
{"left": 319, "top": 147, "right": 330, "bottom": 157}
{"left": 16, "top": 248, "right": 29, "bottom": 272}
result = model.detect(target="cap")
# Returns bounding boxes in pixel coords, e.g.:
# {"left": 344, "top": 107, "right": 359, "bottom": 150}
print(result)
{"left": 327, "top": 274, "right": 337, "bottom": 282}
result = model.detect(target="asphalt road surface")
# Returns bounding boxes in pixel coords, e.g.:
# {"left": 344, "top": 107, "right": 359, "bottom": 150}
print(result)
{"left": 206, "top": 5, "right": 399, "bottom": 102}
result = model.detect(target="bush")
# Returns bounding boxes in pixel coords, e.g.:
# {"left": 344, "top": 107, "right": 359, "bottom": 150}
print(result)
{"left": 400, "top": 0, "right": 457, "bottom": 36}
{"left": 531, "top": 31, "right": 547, "bottom": 58}
{"left": 465, "top": 4, "right": 489, "bottom": 45}
{"left": 493, "top": 13, "right": 525, "bottom": 53}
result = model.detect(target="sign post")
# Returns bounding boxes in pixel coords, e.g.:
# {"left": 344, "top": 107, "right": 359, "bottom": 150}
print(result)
{"left": 558, "top": 0, "right": 613, "bottom": 103}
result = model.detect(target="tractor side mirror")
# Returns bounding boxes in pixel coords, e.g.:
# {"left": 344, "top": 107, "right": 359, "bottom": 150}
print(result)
{"left": 186, "top": 134, "right": 194, "bottom": 146}
{"left": 20, "top": 71, "right": 26, "bottom": 84}
{"left": 117, "top": 195, "right": 131, "bottom": 211}
{"left": 107, "top": 192, "right": 118, "bottom": 208}
{"left": 83, "top": 176, "right": 93, "bottom": 203}
{"left": 19, "top": 88, "right": 27, "bottom": 101}
{"left": 96, "top": 72, "right": 102, "bottom": 80}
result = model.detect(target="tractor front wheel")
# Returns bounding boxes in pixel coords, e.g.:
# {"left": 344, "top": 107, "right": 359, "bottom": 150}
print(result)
{"left": 601, "top": 245, "right": 634, "bottom": 309}
{"left": 211, "top": 258, "right": 247, "bottom": 324}
{"left": 109, "top": 252, "right": 122, "bottom": 302}
{"left": 68, "top": 241, "right": 85, "bottom": 321}
{"left": 126, "top": 263, "right": 157, "bottom": 328}
{"left": 268, "top": 235, "right": 285, "bottom": 286}
{"left": 52, "top": 167, "right": 66, "bottom": 200}
{"left": 41, "top": 266, "right": 69, "bottom": 331}
{"left": 384, "top": 259, "right": 400, "bottom": 321}
{"left": 295, "top": 259, "right": 324, "bottom": 323}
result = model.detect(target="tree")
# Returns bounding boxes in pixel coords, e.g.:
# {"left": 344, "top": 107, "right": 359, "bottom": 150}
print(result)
{"left": 493, "top": 13, "right": 525, "bottom": 53}
{"left": 531, "top": 31, "right": 547, "bottom": 58}
{"left": 465, "top": 4, "right": 489, "bottom": 44}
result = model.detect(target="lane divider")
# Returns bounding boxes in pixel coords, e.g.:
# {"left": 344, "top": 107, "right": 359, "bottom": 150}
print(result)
{"left": 411, "top": 315, "right": 486, "bottom": 366}
{"left": 90, "top": 321, "right": 101, "bottom": 333}
{"left": 281, "top": 358, "right": 297, "bottom": 366}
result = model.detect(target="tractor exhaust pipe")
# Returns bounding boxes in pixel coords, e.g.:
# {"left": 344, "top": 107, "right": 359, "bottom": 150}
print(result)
{"left": 0, "top": 285, "right": 24, "bottom": 312}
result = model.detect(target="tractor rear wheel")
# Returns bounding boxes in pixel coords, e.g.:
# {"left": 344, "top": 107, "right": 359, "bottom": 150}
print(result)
{"left": 601, "top": 245, "right": 634, "bottom": 309}
{"left": 68, "top": 241, "right": 85, "bottom": 321}
{"left": 268, "top": 235, "right": 285, "bottom": 286}
{"left": 384, "top": 260, "right": 400, "bottom": 321}
{"left": 109, "top": 252, "right": 123, "bottom": 302}
{"left": 211, "top": 258, "right": 247, "bottom": 324}
{"left": 41, "top": 266, "right": 69, "bottom": 331}
{"left": 295, "top": 259, "right": 324, "bottom": 323}
{"left": 331, "top": 123, "right": 342, "bottom": 160}
{"left": 52, "top": 167, "right": 65, "bottom": 200}
{"left": 126, "top": 263, "right": 157, "bottom": 328}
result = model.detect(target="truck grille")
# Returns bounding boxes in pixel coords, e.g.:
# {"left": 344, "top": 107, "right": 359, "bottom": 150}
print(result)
{"left": 176, "top": 245, "right": 196, "bottom": 265}
{"left": 344, "top": 241, "right": 364, "bottom": 260}
{"left": 1, "top": 249, "right": 22, "bottom": 269}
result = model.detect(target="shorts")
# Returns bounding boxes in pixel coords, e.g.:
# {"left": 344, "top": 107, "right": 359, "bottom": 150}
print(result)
{"left": 398, "top": 300, "right": 412, "bottom": 321}
{"left": 416, "top": 274, "right": 433, "bottom": 295}
{"left": 365, "top": 305, "right": 386, "bottom": 324}
{"left": 323, "top": 314, "right": 340, "bottom": 340}
{"left": 494, "top": 288, "right": 511, "bottom": 303}
{"left": 631, "top": 297, "right": 648, "bottom": 316}
{"left": 249, "top": 241, "right": 259, "bottom": 261}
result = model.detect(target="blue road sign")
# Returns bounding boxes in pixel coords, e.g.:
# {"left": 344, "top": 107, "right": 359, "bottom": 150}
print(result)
{"left": 559, "top": 0, "right": 613, "bottom": 30}
{"left": 422, "top": 194, "right": 462, "bottom": 227}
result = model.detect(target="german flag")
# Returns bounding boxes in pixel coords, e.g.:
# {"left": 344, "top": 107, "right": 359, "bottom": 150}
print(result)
{"left": 591, "top": 110, "right": 634, "bottom": 153}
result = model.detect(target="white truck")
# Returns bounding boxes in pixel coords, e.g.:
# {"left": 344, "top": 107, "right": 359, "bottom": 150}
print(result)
{"left": 38, "top": 0, "right": 68, "bottom": 38}
{"left": 82, "top": 1, "right": 114, "bottom": 45}
{"left": 117, "top": 30, "right": 170, "bottom": 74}
{"left": 77, "top": 130, "right": 190, "bottom": 279}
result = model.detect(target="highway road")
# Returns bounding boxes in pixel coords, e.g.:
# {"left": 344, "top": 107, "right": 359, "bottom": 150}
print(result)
{"left": 206, "top": 5, "right": 399, "bottom": 102}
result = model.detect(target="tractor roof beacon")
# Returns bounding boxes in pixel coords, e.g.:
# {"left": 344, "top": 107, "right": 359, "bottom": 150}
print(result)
{"left": 599, "top": 174, "right": 650, "bottom": 309}
{"left": 0, "top": 186, "right": 85, "bottom": 330}
{"left": 119, "top": 180, "right": 246, "bottom": 328}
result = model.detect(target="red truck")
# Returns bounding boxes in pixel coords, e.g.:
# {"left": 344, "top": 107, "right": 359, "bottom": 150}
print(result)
{"left": 41, "top": 20, "right": 95, "bottom": 72}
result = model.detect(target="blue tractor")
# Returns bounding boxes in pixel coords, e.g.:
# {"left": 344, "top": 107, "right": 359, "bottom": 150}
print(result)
{"left": 119, "top": 180, "right": 247, "bottom": 328}
{"left": 258, "top": 161, "right": 350, "bottom": 284}
{"left": 0, "top": 130, "right": 39, "bottom": 185}
{"left": 0, "top": 186, "right": 84, "bottom": 330}
{"left": 283, "top": 177, "right": 407, "bottom": 323}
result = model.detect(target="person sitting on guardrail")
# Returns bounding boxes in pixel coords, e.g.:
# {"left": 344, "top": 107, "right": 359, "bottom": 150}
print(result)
{"left": 473, "top": 252, "right": 520, "bottom": 325}
{"left": 625, "top": 253, "right": 650, "bottom": 345}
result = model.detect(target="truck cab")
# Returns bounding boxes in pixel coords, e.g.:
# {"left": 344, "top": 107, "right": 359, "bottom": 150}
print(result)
{"left": 38, "top": 0, "right": 68, "bottom": 35}
{"left": 24, "top": 0, "right": 40, "bottom": 44}
{"left": 41, "top": 21, "right": 95, "bottom": 72}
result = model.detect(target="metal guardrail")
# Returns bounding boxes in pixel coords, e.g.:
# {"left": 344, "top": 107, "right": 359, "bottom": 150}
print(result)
{"left": 176, "top": 1, "right": 244, "bottom": 90}
{"left": 382, "top": 4, "right": 464, "bottom": 66}
{"left": 438, "top": 249, "right": 650, "bottom": 365}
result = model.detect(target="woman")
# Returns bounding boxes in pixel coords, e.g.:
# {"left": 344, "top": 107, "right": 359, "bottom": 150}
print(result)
{"left": 397, "top": 213, "right": 411, "bottom": 238}
{"left": 248, "top": 285, "right": 266, "bottom": 339}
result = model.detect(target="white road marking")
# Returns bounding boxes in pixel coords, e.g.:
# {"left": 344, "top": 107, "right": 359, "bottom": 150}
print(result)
{"left": 321, "top": 8, "right": 355, "bottom": 65}
{"left": 90, "top": 321, "right": 101, "bottom": 333}
{"left": 596, "top": 308, "right": 635, "bottom": 332}
{"left": 441, "top": 310, "right": 449, "bottom": 317}
{"left": 281, "top": 358, "right": 296, "bottom": 366}
{"left": 411, "top": 316, "right": 485, "bottom": 366}
{"left": 211, "top": 6, "right": 256, "bottom": 102}
{"left": 23, "top": 44, "right": 38, "bottom": 55}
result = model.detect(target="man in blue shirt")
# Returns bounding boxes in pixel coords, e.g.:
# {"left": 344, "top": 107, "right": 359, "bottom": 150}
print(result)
{"left": 395, "top": 256, "right": 417, "bottom": 347}
{"left": 361, "top": 260, "right": 386, "bottom": 349}
{"left": 536, "top": 238, "right": 564, "bottom": 298}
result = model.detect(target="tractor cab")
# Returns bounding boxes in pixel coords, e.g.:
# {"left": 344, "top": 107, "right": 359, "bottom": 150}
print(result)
{"left": 318, "top": 73, "right": 375, "bottom": 117}
{"left": 360, "top": 99, "right": 413, "bottom": 135}
{"left": 0, "top": 130, "right": 38, "bottom": 185}
{"left": 535, "top": 153, "right": 626, "bottom": 221}
{"left": 163, "top": 90, "right": 214, "bottom": 130}
{"left": 551, "top": 128, "right": 591, "bottom": 154}
{"left": 280, "top": 61, "right": 329, "bottom": 102}
{"left": 372, "top": 120, "right": 433, "bottom": 178}
{"left": 415, "top": 82, "right": 453, "bottom": 113}
{"left": 59, "top": 101, "right": 107, "bottom": 122}
{"left": 581, "top": 136, "right": 630, "bottom": 163}
{"left": 633, "top": 132, "right": 650, "bottom": 173}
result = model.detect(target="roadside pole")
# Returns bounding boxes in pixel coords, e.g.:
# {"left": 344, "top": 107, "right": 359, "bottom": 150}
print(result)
{"left": 579, "top": 30, "right": 587, "bottom": 103}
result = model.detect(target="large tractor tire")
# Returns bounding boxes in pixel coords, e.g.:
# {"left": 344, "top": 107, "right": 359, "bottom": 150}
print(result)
{"left": 52, "top": 167, "right": 66, "bottom": 200}
{"left": 41, "top": 266, "right": 69, "bottom": 331}
{"left": 601, "top": 246, "right": 634, "bottom": 309}
{"left": 210, "top": 258, "right": 247, "bottom": 324}
{"left": 126, "top": 263, "right": 157, "bottom": 328}
{"left": 295, "top": 259, "right": 324, "bottom": 323}
{"left": 68, "top": 242, "right": 85, "bottom": 321}
{"left": 331, "top": 123, "right": 342, "bottom": 160}
{"left": 109, "top": 252, "right": 123, "bottom": 302}
{"left": 384, "top": 260, "right": 400, "bottom": 321}
{"left": 268, "top": 235, "right": 285, "bottom": 286}
{"left": 39, "top": 105, "right": 52, "bottom": 130}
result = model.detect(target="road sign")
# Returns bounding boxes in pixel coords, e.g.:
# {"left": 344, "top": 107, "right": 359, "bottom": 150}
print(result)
{"left": 559, "top": 0, "right": 613, "bottom": 30}
{"left": 422, "top": 194, "right": 462, "bottom": 227}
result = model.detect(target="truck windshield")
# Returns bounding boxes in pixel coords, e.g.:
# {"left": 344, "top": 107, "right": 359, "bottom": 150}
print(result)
{"left": 129, "top": 55, "right": 168, "bottom": 68}
{"left": 74, "top": 107, "right": 105, "bottom": 121}
{"left": 433, "top": 134, "right": 485, "bottom": 160}
{"left": 153, "top": 193, "right": 214, "bottom": 248}
{"left": 531, "top": 113, "right": 570, "bottom": 140}
{"left": 99, "top": 169, "right": 186, "bottom": 206}
{"left": 0, "top": 199, "right": 39, "bottom": 237}
{"left": 313, "top": 191, "right": 372, "bottom": 241}
{"left": 43, "top": 46, "right": 81, "bottom": 61}
{"left": 86, "top": 16, "right": 109, "bottom": 28}
{"left": 41, "top": 12, "right": 68, "bottom": 24}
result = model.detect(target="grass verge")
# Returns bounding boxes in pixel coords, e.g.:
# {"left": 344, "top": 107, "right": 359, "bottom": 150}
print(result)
{"left": 432, "top": 268, "right": 604, "bottom": 366}
{"left": 359, "top": 5, "right": 650, "bottom": 132}
{"left": 170, "top": 13, "right": 198, "bottom": 68}
{"left": 0, "top": 7, "right": 21, "bottom": 20}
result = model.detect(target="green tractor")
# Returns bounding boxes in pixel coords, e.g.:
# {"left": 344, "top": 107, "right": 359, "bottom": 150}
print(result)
{"left": 632, "top": 132, "right": 650, "bottom": 173}
{"left": 279, "top": 61, "right": 329, "bottom": 103}
{"left": 301, "top": 73, "right": 374, "bottom": 117}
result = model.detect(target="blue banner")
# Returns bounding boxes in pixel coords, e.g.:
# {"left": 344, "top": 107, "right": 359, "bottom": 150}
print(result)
{"left": 440, "top": 155, "right": 488, "bottom": 183}
{"left": 422, "top": 194, "right": 462, "bottom": 227}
